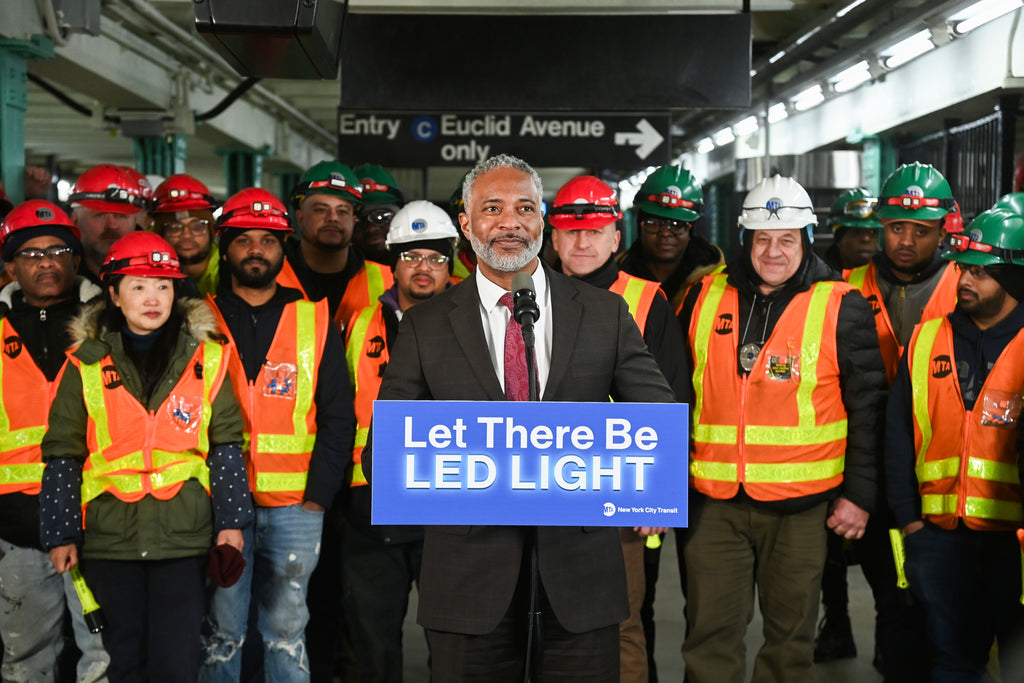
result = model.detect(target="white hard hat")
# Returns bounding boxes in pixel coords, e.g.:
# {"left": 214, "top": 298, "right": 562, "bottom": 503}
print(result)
{"left": 385, "top": 200, "right": 460, "bottom": 249}
{"left": 738, "top": 175, "right": 817, "bottom": 232}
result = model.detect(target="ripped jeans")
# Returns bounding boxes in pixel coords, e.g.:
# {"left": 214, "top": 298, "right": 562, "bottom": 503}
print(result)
{"left": 200, "top": 504, "right": 324, "bottom": 683}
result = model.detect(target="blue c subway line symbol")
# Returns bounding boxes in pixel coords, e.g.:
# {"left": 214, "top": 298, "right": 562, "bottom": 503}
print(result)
{"left": 412, "top": 116, "right": 439, "bottom": 143}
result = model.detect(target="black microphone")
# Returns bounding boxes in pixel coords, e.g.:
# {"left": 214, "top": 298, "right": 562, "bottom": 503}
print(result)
{"left": 511, "top": 271, "right": 539, "bottom": 327}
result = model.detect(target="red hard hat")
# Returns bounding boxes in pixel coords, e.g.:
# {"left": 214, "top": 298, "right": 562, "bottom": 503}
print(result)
{"left": 943, "top": 200, "right": 965, "bottom": 234}
{"left": 0, "top": 200, "right": 81, "bottom": 254}
{"left": 548, "top": 175, "right": 623, "bottom": 231}
{"left": 217, "top": 188, "right": 292, "bottom": 233}
{"left": 118, "top": 166, "right": 154, "bottom": 205}
{"left": 69, "top": 164, "right": 150, "bottom": 214}
{"left": 101, "top": 231, "right": 185, "bottom": 281}
{"left": 152, "top": 174, "right": 217, "bottom": 214}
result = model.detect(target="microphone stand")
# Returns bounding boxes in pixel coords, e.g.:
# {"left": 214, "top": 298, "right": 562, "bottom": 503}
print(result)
{"left": 514, "top": 291, "right": 541, "bottom": 681}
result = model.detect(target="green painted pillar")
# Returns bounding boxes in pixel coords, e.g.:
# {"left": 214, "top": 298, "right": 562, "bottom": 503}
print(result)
{"left": 0, "top": 36, "right": 54, "bottom": 205}
{"left": 134, "top": 135, "right": 187, "bottom": 177}
{"left": 276, "top": 171, "right": 302, "bottom": 206}
{"left": 862, "top": 135, "right": 897, "bottom": 196}
{"left": 219, "top": 149, "right": 266, "bottom": 197}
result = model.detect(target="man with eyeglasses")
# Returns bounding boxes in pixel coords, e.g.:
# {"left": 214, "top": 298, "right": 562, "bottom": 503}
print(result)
{"left": 548, "top": 175, "right": 689, "bottom": 683}
{"left": 885, "top": 207, "right": 1024, "bottom": 682}
{"left": 150, "top": 174, "right": 220, "bottom": 296}
{"left": 0, "top": 200, "right": 108, "bottom": 682}
{"left": 69, "top": 164, "right": 151, "bottom": 286}
{"left": 287, "top": 161, "right": 395, "bottom": 333}
{"left": 341, "top": 200, "right": 458, "bottom": 683}
{"left": 353, "top": 164, "right": 405, "bottom": 266}
{"left": 616, "top": 164, "right": 723, "bottom": 311}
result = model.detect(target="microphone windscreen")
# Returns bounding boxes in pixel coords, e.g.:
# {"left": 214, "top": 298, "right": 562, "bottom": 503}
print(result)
{"left": 512, "top": 271, "right": 535, "bottom": 295}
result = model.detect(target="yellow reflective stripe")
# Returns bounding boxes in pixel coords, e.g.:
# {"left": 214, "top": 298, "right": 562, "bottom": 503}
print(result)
{"left": 355, "top": 426, "right": 368, "bottom": 448}
{"left": 745, "top": 420, "right": 848, "bottom": 446}
{"left": 917, "top": 457, "right": 960, "bottom": 482}
{"left": 795, "top": 283, "right": 832, "bottom": 429}
{"left": 911, "top": 319, "right": 942, "bottom": 471}
{"left": 847, "top": 265, "right": 869, "bottom": 290}
{"left": 293, "top": 301, "right": 317, "bottom": 445}
{"left": 693, "top": 424, "right": 738, "bottom": 444}
{"left": 366, "top": 263, "right": 386, "bottom": 301}
{"left": 256, "top": 471, "right": 308, "bottom": 492}
{"left": 964, "top": 497, "right": 1023, "bottom": 522}
{"left": 199, "top": 341, "right": 222, "bottom": 455}
{"left": 691, "top": 275, "right": 728, "bottom": 431}
{"left": 921, "top": 494, "right": 958, "bottom": 515}
{"left": 256, "top": 433, "right": 316, "bottom": 454}
{"left": 619, "top": 277, "right": 646, "bottom": 320}
{"left": 690, "top": 459, "right": 737, "bottom": 481}
{"left": 346, "top": 306, "right": 376, "bottom": 394}
{"left": 0, "top": 462, "right": 45, "bottom": 485}
{"left": 351, "top": 462, "right": 367, "bottom": 486}
{"left": 968, "top": 457, "right": 1022, "bottom": 485}
{"left": 0, "top": 426, "right": 47, "bottom": 452}
{"left": 79, "top": 361, "right": 112, "bottom": 452}
{"left": 745, "top": 456, "right": 845, "bottom": 483}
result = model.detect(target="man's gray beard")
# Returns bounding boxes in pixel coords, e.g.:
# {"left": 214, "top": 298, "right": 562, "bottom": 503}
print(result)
{"left": 469, "top": 232, "right": 542, "bottom": 273}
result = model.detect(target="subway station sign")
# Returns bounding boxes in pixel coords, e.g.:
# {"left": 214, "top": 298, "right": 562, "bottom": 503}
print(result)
{"left": 337, "top": 111, "right": 672, "bottom": 167}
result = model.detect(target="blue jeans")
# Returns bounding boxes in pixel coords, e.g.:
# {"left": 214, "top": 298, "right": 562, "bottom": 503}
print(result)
{"left": 0, "top": 537, "right": 109, "bottom": 683}
{"left": 904, "top": 523, "right": 1024, "bottom": 682}
{"left": 200, "top": 504, "right": 324, "bottom": 683}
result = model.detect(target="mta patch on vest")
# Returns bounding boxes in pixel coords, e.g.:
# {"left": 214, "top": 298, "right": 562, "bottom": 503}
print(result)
{"left": 3, "top": 335, "right": 21, "bottom": 359}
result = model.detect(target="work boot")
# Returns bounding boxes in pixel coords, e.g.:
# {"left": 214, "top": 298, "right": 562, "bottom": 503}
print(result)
{"left": 813, "top": 612, "right": 857, "bottom": 662}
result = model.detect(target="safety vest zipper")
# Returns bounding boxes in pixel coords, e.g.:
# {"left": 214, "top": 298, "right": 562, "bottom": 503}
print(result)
{"left": 737, "top": 372, "right": 749, "bottom": 483}
{"left": 247, "top": 379, "right": 258, "bottom": 456}
{"left": 143, "top": 411, "right": 156, "bottom": 494}
{"left": 958, "top": 412, "right": 971, "bottom": 519}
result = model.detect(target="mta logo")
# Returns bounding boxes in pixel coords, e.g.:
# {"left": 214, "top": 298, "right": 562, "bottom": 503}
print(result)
{"left": 906, "top": 185, "right": 925, "bottom": 197}
{"left": 931, "top": 354, "right": 953, "bottom": 379}
{"left": 412, "top": 219, "right": 427, "bottom": 232}
{"left": 865, "top": 294, "right": 882, "bottom": 315}
{"left": 366, "top": 335, "right": 385, "bottom": 359}
{"left": 715, "top": 313, "right": 734, "bottom": 334}
{"left": 766, "top": 198, "right": 782, "bottom": 210}
{"left": 102, "top": 364, "right": 122, "bottom": 389}
{"left": 969, "top": 229, "right": 983, "bottom": 243}
{"left": 3, "top": 336, "right": 21, "bottom": 359}
{"left": 665, "top": 185, "right": 682, "bottom": 199}
{"left": 35, "top": 207, "right": 54, "bottom": 221}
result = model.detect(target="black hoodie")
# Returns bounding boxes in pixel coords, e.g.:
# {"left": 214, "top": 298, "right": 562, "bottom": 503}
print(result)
{"left": 678, "top": 245, "right": 887, "bottom": 515}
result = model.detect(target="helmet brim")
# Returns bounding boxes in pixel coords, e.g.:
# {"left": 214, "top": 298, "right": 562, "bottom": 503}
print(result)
{"left": 876, "top": 206, "right": 949, "bottom": 221}
{"left": 639, "top": 202, "right": 700, "bottom": 223}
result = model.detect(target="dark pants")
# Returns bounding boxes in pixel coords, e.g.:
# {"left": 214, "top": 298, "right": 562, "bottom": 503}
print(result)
{"left": 640, "top": 528, "right": 687, "bottom": 683}
{"left": 905, "top": 523, "right": 1024, "bottom": 683}
{"left": 858, "top": 517, "right": 930, "bottom": 683}
{"left": 84, "top": 556, "right": 206, "bottom": 683}
{"left": 819, "top": 532, "right": 849, "bottom": 617}
{"left": 340, "top": 521, "right": 424, "bottom": 683}
{"left": 426, "top": 549, "right": 619, "bottom": 683}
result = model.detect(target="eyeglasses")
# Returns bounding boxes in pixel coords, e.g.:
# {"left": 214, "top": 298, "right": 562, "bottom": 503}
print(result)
{"left": 956, "top": 263, "right": 998, "bottom": 280}
{"left": 640, "top": 217, "right": 692, "bottom": 235}
{"left": 399, "top": 252, "right": 450, "bottom": 268}
{"left": 163, "top": 220, "right": 211, "bottom": 236}
{"left": 366, "top": 208, "right": 396, "bottom": 226}
{"left": 15, "top": 246, "right": 74, "bottom": 261}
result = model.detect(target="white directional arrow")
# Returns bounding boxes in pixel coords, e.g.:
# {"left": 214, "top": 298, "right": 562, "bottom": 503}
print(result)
{"left": 614, "top": 118, "right": 665, "bottom": 160}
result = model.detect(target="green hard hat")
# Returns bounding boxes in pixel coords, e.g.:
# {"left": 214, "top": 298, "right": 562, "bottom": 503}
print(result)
{"left": 828, "top": 188, "right": 882, "bottom": 231}
{"left": 944, "top": 208, "right": 1024, "bottom": 266}
{"left": 354, "top": 163, "right": 404, "bottom": 206}
{"left": 290, "top": 160, "right": 362, "bottom": 210}
{"left": 876, "top": 162, "right": 956, "bottom": 221}
{"left": 448, "top": 170, "right": 471, "bottom": 222}
{"left": 634, "top": 165, "right": 704, "bottom": 222}
{"left": 993, "top": 192, "right": 1024, "bottom": 217}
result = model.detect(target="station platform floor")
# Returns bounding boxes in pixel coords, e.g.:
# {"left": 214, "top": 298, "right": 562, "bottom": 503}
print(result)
{"left": 396, "top": 530, "right": 883, "bottom": 682}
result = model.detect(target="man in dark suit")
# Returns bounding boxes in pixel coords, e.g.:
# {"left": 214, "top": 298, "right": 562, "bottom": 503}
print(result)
{"left": 365, "top": 154, "right": 676, "bottom": 682}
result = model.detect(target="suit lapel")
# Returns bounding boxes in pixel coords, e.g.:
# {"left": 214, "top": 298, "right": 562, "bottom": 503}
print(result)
{"left": 543, "top": 265, "right": 582, "bottom": 400}
{"left": 449, "top": 273, "right": 505, "bottom": 401}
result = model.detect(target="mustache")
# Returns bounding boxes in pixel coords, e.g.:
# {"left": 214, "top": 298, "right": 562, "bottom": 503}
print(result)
{"left": 242, "top": 256, "right": 271, "bottom": 268}
{"left": 488, "top": 235, "right": 528, "bottom": 247}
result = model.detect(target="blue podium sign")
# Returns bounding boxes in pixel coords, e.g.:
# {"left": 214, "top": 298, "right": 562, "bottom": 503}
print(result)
{"left": 370, "top": 400, "right": 689, "bottom": 527}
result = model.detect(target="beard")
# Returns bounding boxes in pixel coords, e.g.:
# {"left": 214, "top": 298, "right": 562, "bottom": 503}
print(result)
{"left": 178, "top": 243, "right": 212, "bottom": 267}
{"left": 469, "top": 232, "right": 542, "bottom": 273}
{"left": 228, "top": 255, "right": 285, "bottom": 289}
{"left": 957, "top": 287, "right": 1008, "bottom": 321}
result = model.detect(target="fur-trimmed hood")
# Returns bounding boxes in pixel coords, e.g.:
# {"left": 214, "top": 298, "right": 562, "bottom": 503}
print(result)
{"left": 69, "top": 296, "right": 222, "bottom": 347}
{"left": 0, "top": 276, "right": 101, "bottom": 312}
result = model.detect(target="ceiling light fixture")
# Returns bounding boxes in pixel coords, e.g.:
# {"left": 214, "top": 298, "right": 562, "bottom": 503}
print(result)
{"left": 950, "top": 0, "right": 1023, "bottom": 35}
{"left": 881, "top": 30, "right": 935, "bottom": 69}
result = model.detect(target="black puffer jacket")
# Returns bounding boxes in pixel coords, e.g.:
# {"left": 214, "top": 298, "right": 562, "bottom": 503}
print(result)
{"left": 678, "top": 248, "right": 887, "bottom": 515}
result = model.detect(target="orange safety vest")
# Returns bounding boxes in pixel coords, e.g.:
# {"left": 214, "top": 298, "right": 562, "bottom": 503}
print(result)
{"left": 276, "top": 259, "right": 308, "bottom": 298}
{"left": 211, "top": 298, "right": 329, "bottom": 507}
{"left": 907, "top": 317, "right": 1024, "bottom": 531}
{"left": 688, "top": 274, "right": 850, "bottom": 501}
{"left": 75, "top": 341, "right": 227, "bottom": 512}
{"left": 0, "top": 319, "right": 57, "bottom": 496}
{"left": 845, "top": 261, "right": 958, "bottom": 385}
{"left": 333, "top": 261, "right": 394, "bottom": 333}
{"left": 344, "top": 304, "right": 390, "bottom": 487}
{"left": 609, "top": 271, "right": 662, "bottom": 335}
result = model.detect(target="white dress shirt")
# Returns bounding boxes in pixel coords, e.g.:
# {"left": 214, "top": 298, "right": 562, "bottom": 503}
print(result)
{"left": 474, "top": 263, "right": 552, "bottom": 397}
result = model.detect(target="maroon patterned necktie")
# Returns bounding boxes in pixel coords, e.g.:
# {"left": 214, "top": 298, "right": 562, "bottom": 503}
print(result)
{"left": 500, "top": 292, "right": 530, "bottom": 401}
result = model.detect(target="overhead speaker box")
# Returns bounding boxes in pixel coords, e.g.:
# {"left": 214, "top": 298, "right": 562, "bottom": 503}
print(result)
{"left": 194, "top": 0, "right": 346, "bottom": 79}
